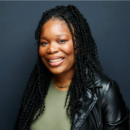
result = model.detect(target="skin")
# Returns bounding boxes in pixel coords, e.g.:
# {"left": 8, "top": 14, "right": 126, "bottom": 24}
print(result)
{"left": 39, "top": 18, "right": 77, "bottom": 91}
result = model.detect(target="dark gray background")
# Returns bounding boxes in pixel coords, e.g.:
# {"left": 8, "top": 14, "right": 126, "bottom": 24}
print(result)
{"left": 0, "top": 1, "right": 130, "bottom": 130}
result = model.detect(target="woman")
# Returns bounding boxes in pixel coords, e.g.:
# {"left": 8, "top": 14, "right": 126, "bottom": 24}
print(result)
{"left": 14, "top": 5, "right": 129, "bottom": 130}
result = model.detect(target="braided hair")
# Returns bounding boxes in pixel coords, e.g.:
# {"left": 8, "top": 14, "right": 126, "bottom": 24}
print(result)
{"left": 19, "top": 5, "right": 103, "bottom": 130}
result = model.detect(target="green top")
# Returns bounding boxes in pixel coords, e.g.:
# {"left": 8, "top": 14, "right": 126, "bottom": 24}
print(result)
{"left": 30, "top": 78, "right": 71, "bottom": 130}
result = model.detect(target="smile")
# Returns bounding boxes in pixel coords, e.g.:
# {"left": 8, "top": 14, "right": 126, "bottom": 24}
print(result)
{"left": 49, "top": 58, "right": 63, "bottom": 62}
{"left": 47, "top": 58, "right": 64, "bottom": 66}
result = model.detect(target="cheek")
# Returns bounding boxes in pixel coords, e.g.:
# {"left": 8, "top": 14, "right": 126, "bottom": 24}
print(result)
{"left": 39, "top": 47, "right": 47, "bottom": 65}
{"left": 39, "top": 47, "right": 45, "bottom": 57}
{"left": 63, "top": 42, "right": 74, "bottom": 55}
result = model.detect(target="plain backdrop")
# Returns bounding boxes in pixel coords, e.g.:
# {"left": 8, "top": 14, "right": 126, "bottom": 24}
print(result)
{"left": 0, "top": 1, "right": 130, "bottom": 130}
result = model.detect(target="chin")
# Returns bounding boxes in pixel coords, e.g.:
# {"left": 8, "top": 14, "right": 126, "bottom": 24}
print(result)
{"left": 48, "top": 68, "right": 65, "bottom": 75}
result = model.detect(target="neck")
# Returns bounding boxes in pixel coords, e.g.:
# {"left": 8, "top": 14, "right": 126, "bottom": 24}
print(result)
{"left": 52, "top": 67, "right": 75, "bottom": 91}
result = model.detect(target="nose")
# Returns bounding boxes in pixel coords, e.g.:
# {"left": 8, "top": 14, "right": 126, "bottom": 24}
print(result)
{"left": 47, "top": 42, "right": 59, "bottom": 54}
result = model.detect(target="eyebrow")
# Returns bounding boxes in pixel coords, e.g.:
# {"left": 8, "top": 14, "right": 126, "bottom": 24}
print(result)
{"left": 40, "top": 34, "right": 69, "bottom": 39}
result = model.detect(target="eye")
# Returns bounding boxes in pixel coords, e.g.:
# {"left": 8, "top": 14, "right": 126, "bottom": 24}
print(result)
{"left": 59, "top": 40, "right": 66, "bottom": 43}
{"left": 40, "top": 42, "right": 47, "bottom": 45}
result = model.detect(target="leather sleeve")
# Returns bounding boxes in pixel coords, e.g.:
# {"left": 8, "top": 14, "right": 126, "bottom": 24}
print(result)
{"left": 101, "top": 79, "right": 129, "bottom": 130}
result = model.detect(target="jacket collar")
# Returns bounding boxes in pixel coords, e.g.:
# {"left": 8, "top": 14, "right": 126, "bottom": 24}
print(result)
{"left": 71, "top": 68, "right": 101, "bottom": 130}
{"left": 71, "top": 89, "right": 98, "bottom": 130}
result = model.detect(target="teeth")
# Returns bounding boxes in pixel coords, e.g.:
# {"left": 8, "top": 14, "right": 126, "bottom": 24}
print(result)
{"left": 49, "top": 58, "right": 63, "bottom": 62}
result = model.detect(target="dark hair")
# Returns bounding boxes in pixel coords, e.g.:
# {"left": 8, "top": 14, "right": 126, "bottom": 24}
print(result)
{"left": 19, "top": 5, "right": 103, "bottom": 130}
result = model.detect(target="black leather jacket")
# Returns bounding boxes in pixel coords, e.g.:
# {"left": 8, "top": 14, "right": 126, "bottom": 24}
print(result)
{"left": 14, "top": 71, "right": 129, "bottom": 130}
{"left": 71, "top": 72, "right": 129, "bottom": 130}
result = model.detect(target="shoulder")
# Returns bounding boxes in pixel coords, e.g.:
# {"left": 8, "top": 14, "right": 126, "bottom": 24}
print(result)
{"left": 94, "top": 71, "right": 114, "bottom": 88}
{"left": 93, "top": 71, "right": 129, "bottom": 128}
{"left": 86, "top": 70, "right": 124, "bottom": 104}
{"left": 93, "top": 71, "right": 126, "bottom": 106}
{"left": 94, "top": 71, "right": 121, "bottom": 95}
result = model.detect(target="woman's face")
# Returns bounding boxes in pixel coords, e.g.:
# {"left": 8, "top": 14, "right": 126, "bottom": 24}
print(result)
{"left": 39, "top": 18, "right": 76, "bottom": 75}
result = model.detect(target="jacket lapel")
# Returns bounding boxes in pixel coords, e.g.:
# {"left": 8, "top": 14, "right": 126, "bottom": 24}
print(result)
{"left": 71, "top": 89, "right": 98, "bottom": 130}
{"left": 71, "top": 67, "right": 101, "bottom": 130}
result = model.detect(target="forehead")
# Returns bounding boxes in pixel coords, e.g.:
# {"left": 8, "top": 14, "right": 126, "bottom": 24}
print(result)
{"left": 40, "top": 18, "right": 74, "bottom": 37}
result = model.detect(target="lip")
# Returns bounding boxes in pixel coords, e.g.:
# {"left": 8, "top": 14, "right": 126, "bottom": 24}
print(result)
{"left": 46, "top": 57, "right": 65, "bottom": 67}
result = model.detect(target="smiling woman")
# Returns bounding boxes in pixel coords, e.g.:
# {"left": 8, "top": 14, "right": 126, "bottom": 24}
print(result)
{"left": 14, "top": 5, "right": 129, "bottom": 130}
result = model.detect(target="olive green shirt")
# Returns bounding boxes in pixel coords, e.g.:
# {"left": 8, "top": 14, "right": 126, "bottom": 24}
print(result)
{"left": 30, "top": 78, "right": 71, "bottom": 130}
